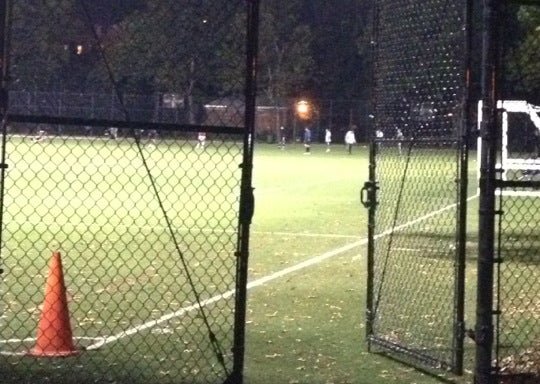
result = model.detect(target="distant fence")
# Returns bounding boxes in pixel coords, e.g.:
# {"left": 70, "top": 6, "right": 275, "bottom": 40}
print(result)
{"left": 8, "top": 91, "right": 370, "bottom": 144}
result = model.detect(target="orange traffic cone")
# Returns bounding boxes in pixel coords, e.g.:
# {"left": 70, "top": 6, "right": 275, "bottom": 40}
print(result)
{"left": 29, "top": 251, "right": 78, "bottom": 357}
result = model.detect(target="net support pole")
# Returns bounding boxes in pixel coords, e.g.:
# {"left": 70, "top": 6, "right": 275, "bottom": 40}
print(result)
{"left": 474, "top": 0, "right": 500, "bottom": 382}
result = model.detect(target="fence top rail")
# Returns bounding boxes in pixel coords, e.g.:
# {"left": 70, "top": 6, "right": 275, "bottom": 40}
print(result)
{"left": 5, "top": 114, "right": 245, "bottom": 134}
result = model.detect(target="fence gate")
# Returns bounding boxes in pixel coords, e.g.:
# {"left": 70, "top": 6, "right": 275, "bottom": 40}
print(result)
{"left": 0, "top": 1, "right": 259, "bottom": 384}
{"left": 364, "top": 0, "right": 471, "bottom": 374}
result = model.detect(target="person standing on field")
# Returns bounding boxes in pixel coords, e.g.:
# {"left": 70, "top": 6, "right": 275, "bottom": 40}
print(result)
{"left": 344, "top": 128, "right": 356, "bottom": 154}
{"left": 147, "top": 129, "right": 158, "bottom": 144}
{"left": 278, "top": 126, "right": 286, "bottom": 150}
{"left": 197, "top": 132, "right": 206, "bottom": 149}
{"left": 325, "top": 128, "right": 332, "bottom": 152}
{"left": 303, "top": 126, "right": 312, "bottom": 154}
{"left": 375, "top": 128, "right": 384, "bottom": 151}
{"left": 395, "top": 127, "right": 404, "bottom": 155}
{"left": 109, "top": 127, "right": 118, "bottom": 140}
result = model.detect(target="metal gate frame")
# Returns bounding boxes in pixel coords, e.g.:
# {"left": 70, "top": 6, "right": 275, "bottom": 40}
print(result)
{"left": 364, "top": 0, "right": 473, "bottom": 375}
{"left": 364, "top": 137, "right": 469, "bottom": 374}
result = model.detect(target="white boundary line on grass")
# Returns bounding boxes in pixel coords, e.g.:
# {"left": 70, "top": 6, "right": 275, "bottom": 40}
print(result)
{"left": 0, "top": 336, "right": 104, "bottom": 356}
{"left": 5, "top": 219, "right": 361, "bottom": 240}
{"left": 84, "top": 194, "right": 478, "bottom": 351}
{"left": 253, "top": 230, "right": 361, "bottom": 239}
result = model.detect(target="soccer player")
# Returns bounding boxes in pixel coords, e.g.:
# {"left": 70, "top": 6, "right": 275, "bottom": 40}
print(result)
{"left": 147, "top": 129, "right": 158, "bottom": 144}
{"left": 32, "top": 125, "right": 47, "bottom": 142}
{"left": 345, "top": 128, "right": 356, "bottom": 154}
{"left": 109, "top": 127, "right": 118, "bottom": 140}
{"left": 375, "top": 128, "right": 384, "bottom": 151}
{"left": 325, "top": 128, "right": 332, "bottom": 152}
{"left": 278, "top": 126, "right": 286, "bottom": 150}
{"left": 395, "top": 127, "right": 404, "bottom": 155}
{"left": 197, "top": 132, "right": 206, "bottom": 149}
{"left": 134, "top": 129, "right": 144, "bottom": 140}
{"left": 303, "top": 126, "right": 312, "bottom": 154}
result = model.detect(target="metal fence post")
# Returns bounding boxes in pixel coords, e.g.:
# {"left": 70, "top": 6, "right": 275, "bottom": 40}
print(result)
{"left": 229, "top": 1, "right": 260, "bottom": 383}
{"left": 475, "top": 0, "right": 500, "bottom": 382}
{"left": 0, "top": 0, "right": 11, "bottom": 281}
{"left": 453, "top": 0, "right": 474, "bottom": 375}
{"left": 365, "top": 0, "right": 379, "bottom": 351}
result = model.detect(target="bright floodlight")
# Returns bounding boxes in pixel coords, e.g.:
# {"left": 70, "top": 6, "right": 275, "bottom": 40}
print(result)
{"left": 296, "top": 100, "right": 311, "bottom": 120}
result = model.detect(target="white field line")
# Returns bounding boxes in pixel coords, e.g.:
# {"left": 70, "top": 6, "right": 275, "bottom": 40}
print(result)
{"left": 0, "top": 336, "right": 103, "bottom": 356}
{"left": 86, "top": 241, "right": 364, "bottom": 351}
{"left": 252, "top": 230, "right": 361, "bottom": 239}
{"left": 5, "top": 218, "right": 360, "bottom": 239}
{"left": 84, "top": 194, "right": 478, "bottom": 351}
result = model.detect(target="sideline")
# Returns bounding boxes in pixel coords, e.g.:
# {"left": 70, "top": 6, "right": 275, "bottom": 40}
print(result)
{"left": 4, "top": 219, "right": 361, "bottom": 239}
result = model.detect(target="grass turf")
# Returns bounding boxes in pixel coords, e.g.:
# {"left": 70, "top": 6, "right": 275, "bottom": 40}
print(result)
{"left": 0, "top": 135, "right": 538, "bottom": 383}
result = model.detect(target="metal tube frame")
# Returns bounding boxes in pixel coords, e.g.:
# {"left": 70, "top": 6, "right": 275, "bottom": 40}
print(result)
{"left": 474, "top": 0, "right": 500, "bottom": 382}
{"left": 453, "top": 0, "right": 475, "bottom": 375}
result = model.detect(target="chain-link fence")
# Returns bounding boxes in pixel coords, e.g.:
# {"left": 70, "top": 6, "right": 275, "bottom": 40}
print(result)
{"left": 0, "top": 1, "right": 258, "bottom": 383}
{"left": 366, "top": 0, "right": 470, "bottom": 374}
{"left": 482, "top": 1, "right": 540, "bottom": 382}
{"left": 7, "top": 93, "right": 372, "bottom": 147}
{"left": 368, "top": 0, "right": 540, "bottom": 382}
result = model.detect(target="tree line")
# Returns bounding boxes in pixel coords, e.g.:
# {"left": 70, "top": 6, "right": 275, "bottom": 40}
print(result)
{"left": 9, "top": 1, "right": 370, "bottom": 106}
{"left": 8, "top": 1, "right": 539, "bottom": 109}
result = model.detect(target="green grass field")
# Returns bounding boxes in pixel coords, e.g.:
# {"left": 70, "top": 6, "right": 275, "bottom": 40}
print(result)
{"left": 246, "top": 143, "right": 476, "bottom": 384}
{"left": 0, "top": 136, "right": 539, "bottom": 383}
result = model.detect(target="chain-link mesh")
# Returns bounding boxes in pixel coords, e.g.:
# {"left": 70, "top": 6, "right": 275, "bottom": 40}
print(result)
{"left": 493, "top": 2, "right": 540, "bottom": 381}
{"left": 0, "top": 1, "right": 253, "bottom": 383}
{"left": 496, "top": 196, "right": 540, "bottom": 381}
{"left": 367, "top": 0, "right": 468, "bottom": 372}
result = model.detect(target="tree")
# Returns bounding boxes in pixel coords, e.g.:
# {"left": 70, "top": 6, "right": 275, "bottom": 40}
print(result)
{"left": 89, "top": 0, "right": 314, "bottom": 122}
{"left": 301, "top": 0, "right": 369, "bottom": 101}
{"left": 87, "top": 1, "right": 248, "bottom": 122}
{"left": 507, "top": 5, "right": 540, "bottom": 102}
{"left": 9, "top": 1, "right": 147, "bottom": 92}
{"left": 257, "top": 0, "right": 314, "bottom": 104}
{"left": 9, "top": 0, "right": 89, "bottom": 90}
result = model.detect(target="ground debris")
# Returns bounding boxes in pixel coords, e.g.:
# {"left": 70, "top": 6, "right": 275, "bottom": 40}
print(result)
{"left": 498, "top": 341, "right": 540, "bottom": 383}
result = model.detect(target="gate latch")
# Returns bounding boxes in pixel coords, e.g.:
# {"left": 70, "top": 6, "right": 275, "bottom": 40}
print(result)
{"left": 360, "top": 181, "right": 378, "bottom": 208}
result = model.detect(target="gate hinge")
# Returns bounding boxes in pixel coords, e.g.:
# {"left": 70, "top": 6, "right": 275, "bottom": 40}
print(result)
{"left": 360, "top": 181, "right": 378, "bottom": 208}
{"left": 0, "top": 163, "right": 7, "bottom": 169}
